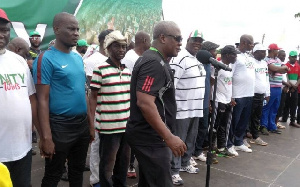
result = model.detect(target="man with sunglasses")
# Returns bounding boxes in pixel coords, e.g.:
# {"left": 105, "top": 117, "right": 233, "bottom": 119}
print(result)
{"left": 126, "top": 21, "right": 186, "bottom": 186}
{"left": 169, "top": 29, "right": 205, "bottom": 185}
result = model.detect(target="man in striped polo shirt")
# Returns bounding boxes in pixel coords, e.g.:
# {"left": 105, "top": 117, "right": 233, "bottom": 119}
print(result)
{"left": 89, "top": 30, "right": 131, "bottom": 187}
{"left": 282, "top": 51, "right": 300, "bottom": 128}
{"left": 260, "top": 44, "right": 289, "bottom": 134}
{"left": 169, "top": 29, "right": 205, "bottom": 185}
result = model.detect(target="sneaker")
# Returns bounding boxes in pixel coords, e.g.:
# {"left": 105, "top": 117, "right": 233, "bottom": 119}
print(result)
{"left": 277, "top": 123, "right": 286, "bottom": 129}
{"left": 212, "top": 157, "right": 219, "bottom": 164}
{"left": 190, "top": 157, "right": 197, "bottom": 166}
{"left": 269, "top": 129, "right": 281, "bottom": 134}
{"left": 127, "top": 165, "right": 137, "bottom": 178}
{"left": 194, "top": 152, "right": 206, "bottom": 162}
{"left": 172, "top": 174, "right": 184, "bottom": 186}
{"left": 235, "top": 144, "right": 252, "bottom": 153}
{"left": 243, "top": 139, "right": 251, "bottom": 148}
{"left": 228, "top": 146, "right": 239, "bottom": 157}
{"left": 249, "top": 137, "right": 268, "bottom": 146}
{"left": 180, "top": 165, "right": 199, "bottom": 174}
{"left": 217, "top": 147, "right": 236, "bottom": 157}
{"left": 260, "top": 126, "right": 269, "bottom": 135}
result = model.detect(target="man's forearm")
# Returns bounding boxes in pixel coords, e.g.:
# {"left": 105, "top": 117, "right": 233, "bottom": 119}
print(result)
{"left": 29, "top": 94, "right": 42, "bottom": 138}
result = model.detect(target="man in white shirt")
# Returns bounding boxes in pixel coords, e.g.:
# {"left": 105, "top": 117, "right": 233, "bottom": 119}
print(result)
{"left": 227, "top": 34, "right": 255, "bottom": 154}
{"left": 248, "top": 44, "right": 269, "bottom": 146}
{"left": 84, "top": 29, "right": 113, "bottom": 187}
{"left": 122, "top": 31, "right": 151, "bottom": 73}
{"left": 0, "top": 9, "right": 41, "bottom": 187}
{"left": 170, "top": 29, "right": 205, "bottom": 185}
{"left": 84, "top": 30, "right": 113, "bottom": 82}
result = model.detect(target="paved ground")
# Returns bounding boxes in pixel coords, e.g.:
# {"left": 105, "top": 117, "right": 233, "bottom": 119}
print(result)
{"left": 31, "top": 120, "right": 300, "bottom": 187}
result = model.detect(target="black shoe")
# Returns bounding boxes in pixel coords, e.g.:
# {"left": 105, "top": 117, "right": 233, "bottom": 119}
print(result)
{"left": 269, "top": 129, "right": 281, "bottom": 134}
{"left": 289, "top": 122, "right": 300, "bottom": 128}
{"left": 32, "top": 131, "right": 37, "bottom": 143}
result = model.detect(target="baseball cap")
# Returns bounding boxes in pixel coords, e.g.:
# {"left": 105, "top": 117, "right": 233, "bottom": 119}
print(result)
{"left": 104, "top": 30, "right": 127, "bottom": 49}
{"left": 289, "top": 51, "right": 298, "bottom": 57}
{"left": 221, "top": 45, "right": 241, "bottom": 55}
{"left": 268, "top": 43, "right": 281, "bottom": 50}
{"left": 77, "top": 39, "right": 89, "bottom": 47}
{"left": 201, "top": 41, "right": 219, "bottom": 51}
{"left": 0, "top": 9, "right": 10, "bottom": 22}
{"left": 189, "top": 29, "right": 204, "bottom": 39}
{"left": 29, "top": 31, "right": 40, "bottom": 37}
{"left": 253, "top": 43, "right": 267, "bottom": 53}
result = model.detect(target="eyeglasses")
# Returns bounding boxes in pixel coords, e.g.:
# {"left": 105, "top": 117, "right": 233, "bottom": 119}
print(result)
{"left": 30, "top": 36, "right": 40, "bottom": 40}
{"left": 167, "top": 35, "right": 183, "bottom": 43}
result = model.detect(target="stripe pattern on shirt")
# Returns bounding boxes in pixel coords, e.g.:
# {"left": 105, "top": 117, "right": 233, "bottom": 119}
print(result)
{"left": 90, "top": 62, "right": 131, "bottom": 134}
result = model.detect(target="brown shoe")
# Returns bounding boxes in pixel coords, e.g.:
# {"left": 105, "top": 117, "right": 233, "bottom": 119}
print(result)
{"left": 290, "top": 122, "right": 300, "bottom": 128}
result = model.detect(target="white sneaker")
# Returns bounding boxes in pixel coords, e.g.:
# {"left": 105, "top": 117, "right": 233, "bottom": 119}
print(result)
{"left": 228, "top": 146, "right": 239, "bottom": 157}
{"left": 172, "top": 174, "right": 184, "bottom": 186}
{"left": 180, "top": 165, "right": 199, "bottom": 174}
{"left": 243, "top": 139, "right": 251, "bottom": 148}
{"left": 235, "top": 144, "right": 252, "bottom": 153}
{"left": 190, "top": 157, "right": 197, "bottom": 166}
{"left": 194, "top": 152, "right": 206, "bottom": 162}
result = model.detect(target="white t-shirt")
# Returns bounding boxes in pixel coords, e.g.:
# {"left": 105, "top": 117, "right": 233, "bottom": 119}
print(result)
{"left": 170, "top": 48, "right": 206, "bottom": 119}
{"left": 254, "top": 59, "right": 270, "bottom": 96}
{"left": 121, "top": 49, "right": 139, "bottom": 73}
{"left": 84, "top": 52, "right": 107, "bottom": 77}
{"left": 232, "top": 52, "right": 255, "bottom": 98}
{"left": 0, "top": 50, "right": 36, "bottom": 162}
{"left": 211, "top": 62, "right": 233, "bottom": 104}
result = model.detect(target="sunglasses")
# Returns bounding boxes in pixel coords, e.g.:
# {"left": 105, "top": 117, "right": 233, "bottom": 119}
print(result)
{"left": 30, "top": 36, "right": 40, "bottom": 40}
{"left": 167, "top": 34, "right": 183, "bottom": 43}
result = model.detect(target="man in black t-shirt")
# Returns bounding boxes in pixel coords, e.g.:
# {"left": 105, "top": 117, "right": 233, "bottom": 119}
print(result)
{"left": 126, "top": 21, "right": 186, "bottom": 186}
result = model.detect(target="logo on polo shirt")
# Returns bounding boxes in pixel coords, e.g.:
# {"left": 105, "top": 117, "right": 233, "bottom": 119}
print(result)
{"left": 224, "top": 77, "right": 232, "bottom": 85}
{"left": 0, "top": 73, "right": 25, "bottom": 91}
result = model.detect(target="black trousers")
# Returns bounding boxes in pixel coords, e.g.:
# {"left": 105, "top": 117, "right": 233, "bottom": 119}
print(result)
{"left": 298, "top": 93, "right": 300, "bottom": 123}
{"left": 250, "top": 93, "right": 264, "bottom": 139}
{"left": 282, "top": 90, "right": 298, "bottom": 122}
{"left": 130, "top": 145, "right": 173, "bottom": 187}
{"left": 41, "top": 114, "right": 90, "bottom": 187}
{"left": 212, "top": 102, "right": 232, "bottom": 149}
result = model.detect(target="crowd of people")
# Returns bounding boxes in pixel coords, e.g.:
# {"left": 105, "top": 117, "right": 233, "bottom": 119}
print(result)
{"left": 1, "top": 8, "right": 300, "bottom": 187}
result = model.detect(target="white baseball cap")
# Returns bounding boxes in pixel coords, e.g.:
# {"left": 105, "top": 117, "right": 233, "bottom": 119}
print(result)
{"left": 253, "top": 43, "right": 267, "bottom": 53}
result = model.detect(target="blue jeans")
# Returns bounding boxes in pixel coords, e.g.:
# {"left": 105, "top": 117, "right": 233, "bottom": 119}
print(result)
{"left": 261, "top": 87, "right": 281, "bottom": 130}
{"left": 99, "top": 133, "right": 130, "bottom": 187}
{"left": 3, "top": 150, "right": 32, "bottom": 187}
{"left": 227, "top": 97, "right": 253, "bottom": 147}
{"left": 193, "top": 108, "right": 209, "bottom": 157}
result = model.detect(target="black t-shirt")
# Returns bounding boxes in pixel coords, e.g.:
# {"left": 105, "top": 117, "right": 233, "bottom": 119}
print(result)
{"left": 126, "top": 49, "right": 177, "bottom": 147}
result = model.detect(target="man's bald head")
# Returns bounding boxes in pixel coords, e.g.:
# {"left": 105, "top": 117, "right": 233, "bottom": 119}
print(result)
{"left": 134, "top": 31, "right": 151, "bottom": 53}
{"left": 153, "top": 21, "right": 179, "bottom": 40}
{"left": 7, "top": 37, "right": 30, "bottom": 59}
{"left": 239, "top": 34, "right": 254, "bottom": 52}
{"left": 53, "top": 12, "right": 76, "bottom": 28}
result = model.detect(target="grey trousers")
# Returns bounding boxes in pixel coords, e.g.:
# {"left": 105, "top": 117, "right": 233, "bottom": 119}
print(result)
{"left": 171, "top": 117, "right": 199, "bottom": 174}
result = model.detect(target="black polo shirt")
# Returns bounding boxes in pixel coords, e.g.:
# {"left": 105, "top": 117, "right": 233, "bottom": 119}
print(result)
{"left": 126, "top": 49, "right": 176, "bottom": 147}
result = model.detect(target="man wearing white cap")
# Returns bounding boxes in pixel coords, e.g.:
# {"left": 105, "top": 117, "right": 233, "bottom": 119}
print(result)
{"left": 89, "top": 30, "right": 131, "bottom": 187}
{"left": 248, "top": 44, "right": 269, "bottom": 146}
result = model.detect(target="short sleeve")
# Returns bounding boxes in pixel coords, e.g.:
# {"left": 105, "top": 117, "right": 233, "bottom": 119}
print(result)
{"left": 84, "top": 58, "right": 95, "bottom": 77}
{"left": 136, "top": 59, "right": 165, "bottom": 97}
{"left": 33, "top": 54, "right": 53, "bottom": 85}
{"left": 170, "top": 57, "right": 186, "bottom": 88}
{"left": 90, "top": 66, "right": 102, "bottom": 89}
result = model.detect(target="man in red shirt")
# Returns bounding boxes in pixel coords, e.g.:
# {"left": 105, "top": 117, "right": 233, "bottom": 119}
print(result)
{"left": 282, "top": 51, "right": 300, "bottom": 127}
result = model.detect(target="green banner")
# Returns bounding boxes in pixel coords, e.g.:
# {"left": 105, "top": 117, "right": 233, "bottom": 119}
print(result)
{"left": 1, "top": 0, "right": 162, "bottom": 50}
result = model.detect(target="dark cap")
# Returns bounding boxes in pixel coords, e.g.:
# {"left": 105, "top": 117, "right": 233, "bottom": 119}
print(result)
{"left": 221, "top": 45, "right": 241, "bottom": 55}
{"left": 98, "top": 29, "right": 114, "bottom": 42}
{"left": 0, "top": 9, "right": 10, "bottom": 22}
{"left": 201, "top": 41, "right": 219, "bottom": 51}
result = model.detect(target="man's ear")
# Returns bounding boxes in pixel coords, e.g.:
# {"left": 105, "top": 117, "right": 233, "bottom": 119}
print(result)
{"left": 159, "top": 34, "right": 166, "bottom": 44}
{"left": 53, "top": 26, "right": 59, "bottom": 35}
